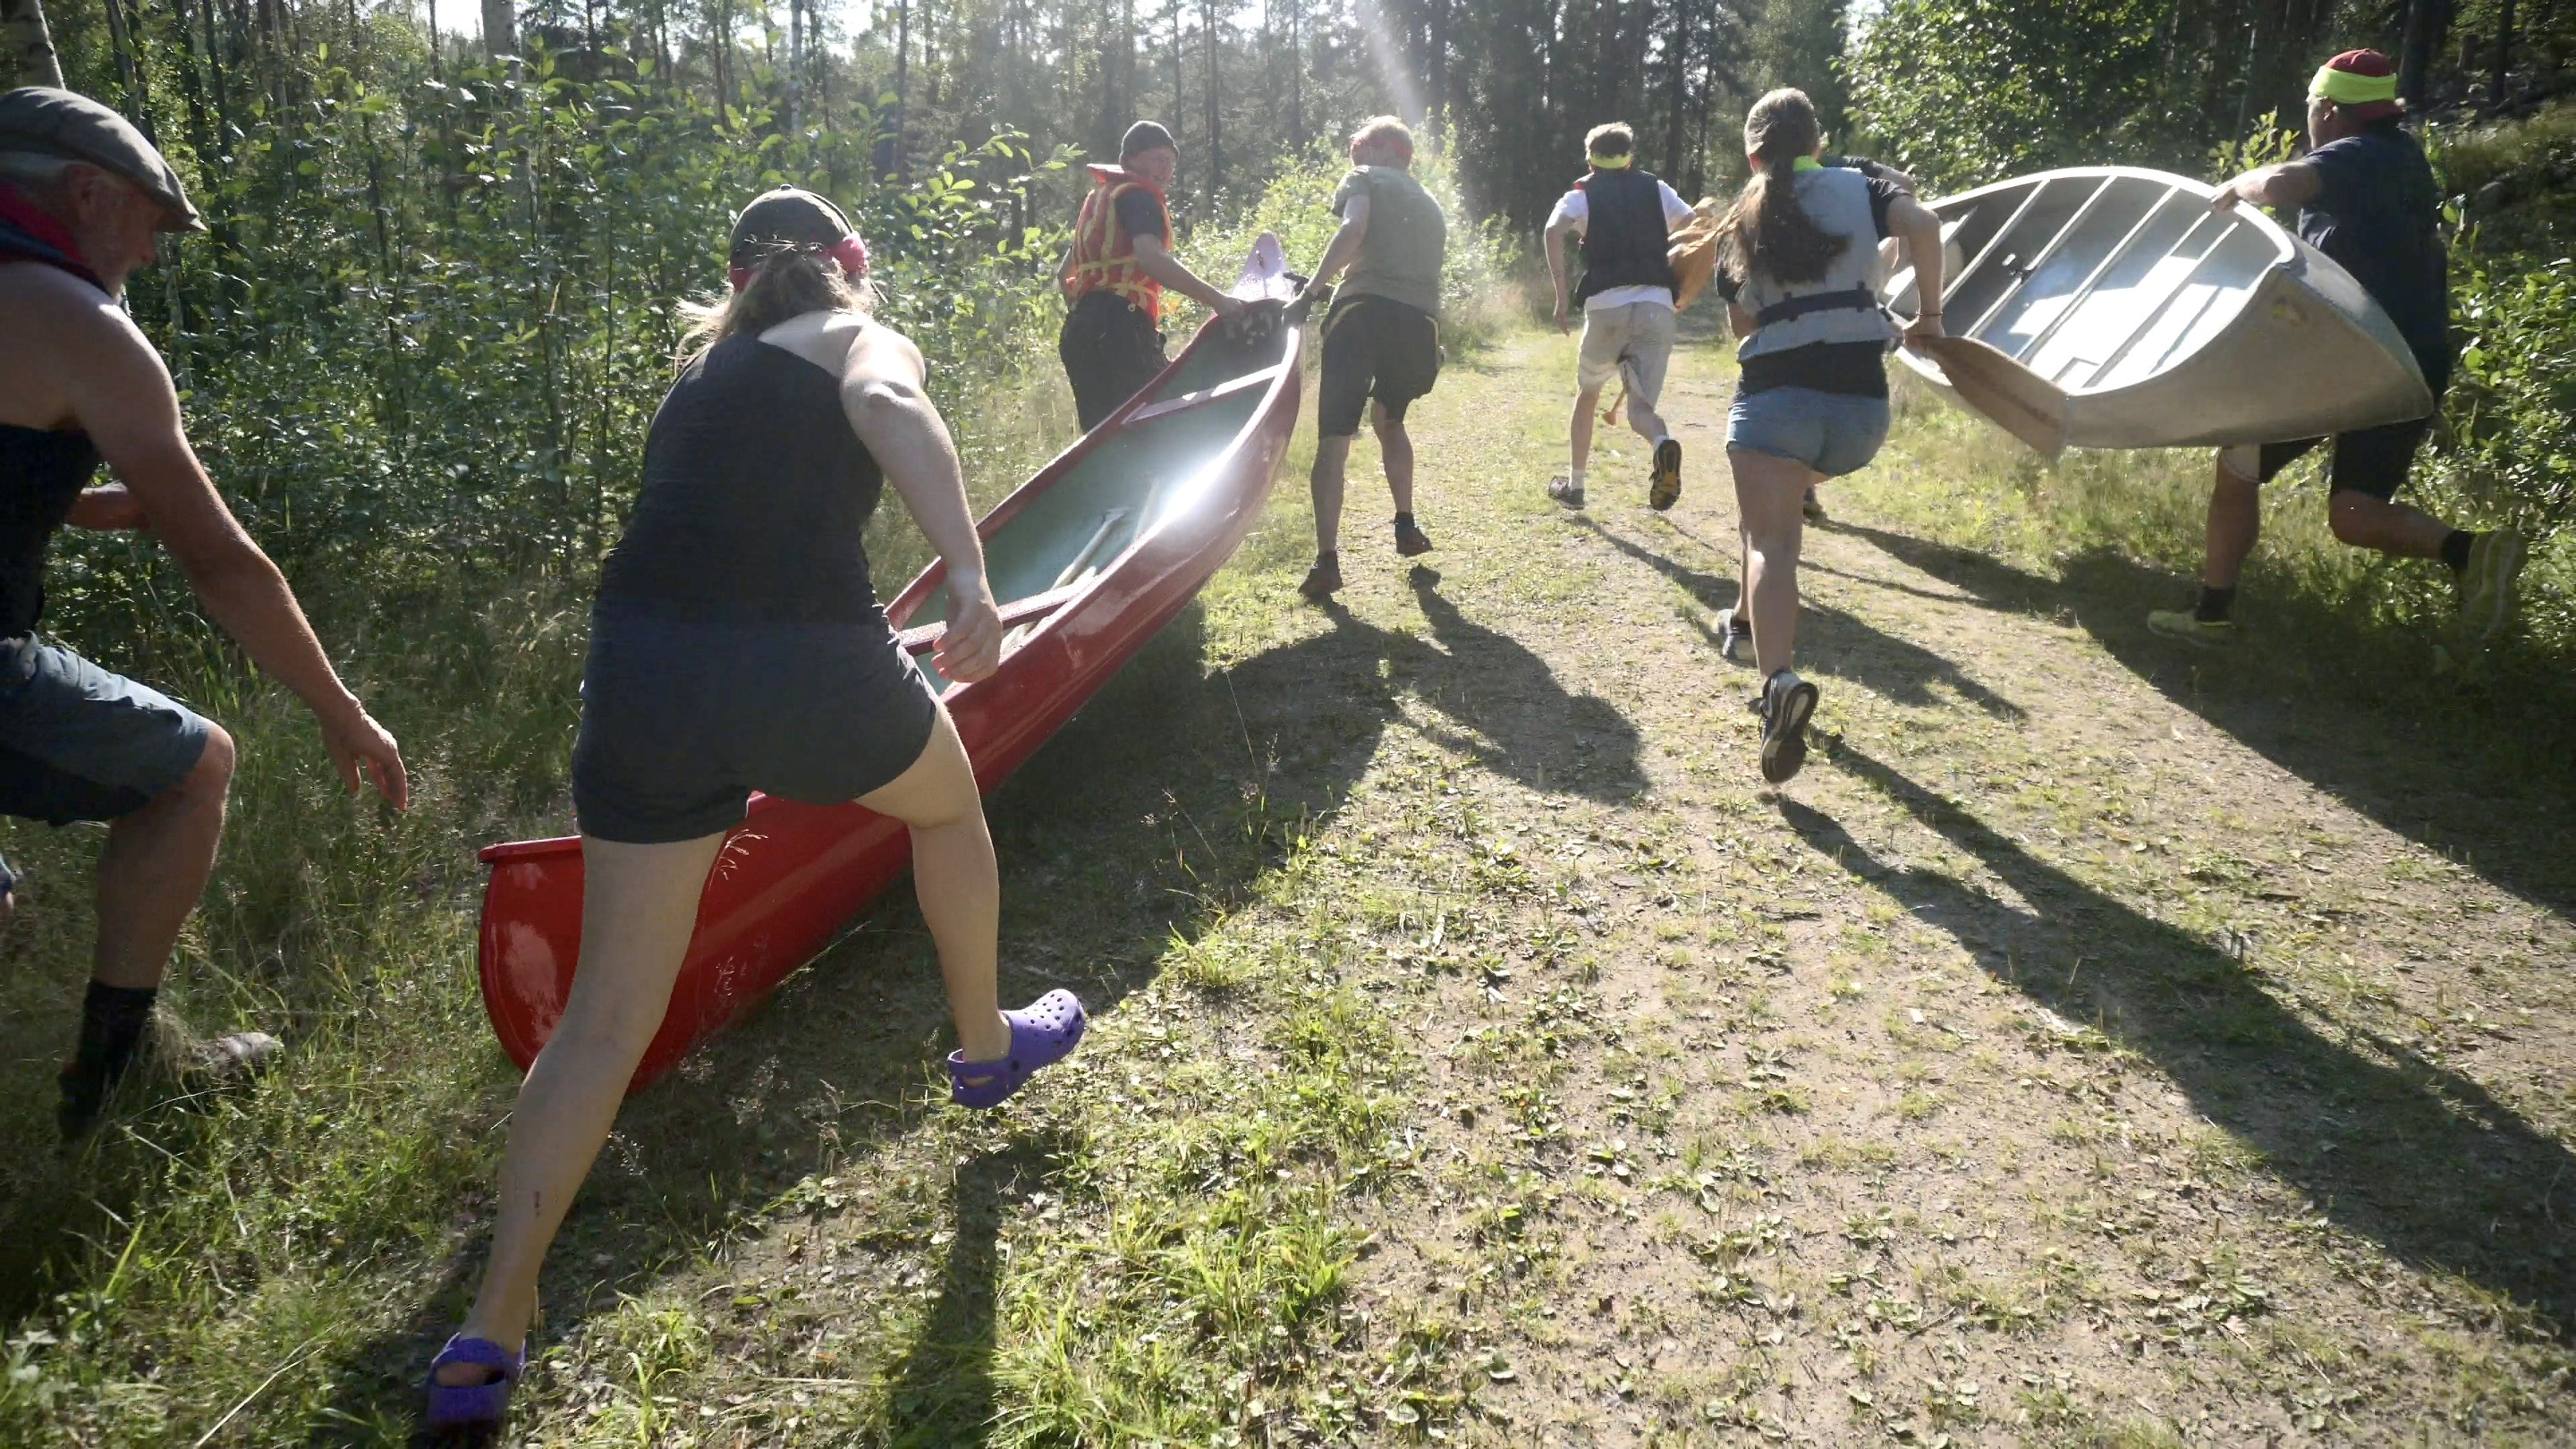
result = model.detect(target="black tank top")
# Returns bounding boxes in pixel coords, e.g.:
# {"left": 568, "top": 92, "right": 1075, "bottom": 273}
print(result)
{"left": 598, "top": 333, "right": 886, "bottom": 622}
{"left": 0, "top": 424, "right": 101, "bottom": 639}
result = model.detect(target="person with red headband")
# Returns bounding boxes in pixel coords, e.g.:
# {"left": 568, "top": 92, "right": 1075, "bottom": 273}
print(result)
{"left": 1295, "top": 115, "right": 1448, "bottom": 601}
{"left": 2150, "top": 48, "right": 2526, "bottom": 649}
{"left": 0, "top": 86, "right": 410, "bottom": 1140}
{"left": 1055, "top": 121, "right": 1245, "bottom": 430}
{"left": 426, "top": 185, "right": 1087, "bottom": 1432}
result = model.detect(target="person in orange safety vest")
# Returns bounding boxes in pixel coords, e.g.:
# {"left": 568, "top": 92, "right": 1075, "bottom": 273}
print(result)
{"left": 1055, "top": 121, "right": 1244, "bottom": 430}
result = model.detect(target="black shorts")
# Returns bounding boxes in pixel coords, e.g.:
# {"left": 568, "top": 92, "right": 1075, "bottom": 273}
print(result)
{"left": 1318, "top": 295, "right": 1441, "bottom": 437}
{"left": 1058, "top": 291, "right": 1168, "bottom": 432}
{"left": 0, "top": 635, "right": 212, "bottom": 826}
{"left": 571, "top": 604, "right": 941, "bottom": 844}
{"left": 2255, "top": 414, "right": 2433, "bottom": 503}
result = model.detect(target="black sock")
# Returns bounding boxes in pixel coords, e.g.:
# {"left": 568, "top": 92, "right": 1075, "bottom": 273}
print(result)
{"left": 2193, "top": 585, "right": 2236, "bottom": 623}
{"left": 63, "top": 983, "right": 158, "bottom": 1110}
{"left": 1393, "top": 513, "right": 1415, "bottom": 529}
{"left": 2441, "top": 530, "right": 2475, "bottom": 573}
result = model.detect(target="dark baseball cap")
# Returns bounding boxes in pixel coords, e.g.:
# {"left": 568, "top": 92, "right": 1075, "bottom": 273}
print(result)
{"left": 0, "top": 87, "right": 203, "bottom": 232}
{"left": 1120, "top": 121, "right": 1176, "bottom": 159}
{"left": 727, "top": 186, "right": 853, "bottom": 264}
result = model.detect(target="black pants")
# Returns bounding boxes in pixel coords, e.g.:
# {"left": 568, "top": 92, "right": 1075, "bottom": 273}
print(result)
{"left": 1058, "top": 292, "right": 1168, "bottom": 431}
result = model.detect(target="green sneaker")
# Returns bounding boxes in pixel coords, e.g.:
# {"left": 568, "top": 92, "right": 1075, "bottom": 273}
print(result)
{"left": 2147, "top": 609, "right": 2236, "bottom": 648}
{"left": 2457, "top": 529, "right": 2528, "bottom": 646}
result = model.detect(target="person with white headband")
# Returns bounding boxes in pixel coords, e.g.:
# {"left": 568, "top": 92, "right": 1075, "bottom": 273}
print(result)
{"left": 425, "top": 185, "right": 1087, "bottom": 1433}
{"left": 2151, "top": 49, "right": 2525, "bottom": 650}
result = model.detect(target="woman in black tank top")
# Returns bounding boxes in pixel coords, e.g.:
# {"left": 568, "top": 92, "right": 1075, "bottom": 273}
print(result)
{"left": 428, "top": 188, "right": 1089, "bottom": 1430}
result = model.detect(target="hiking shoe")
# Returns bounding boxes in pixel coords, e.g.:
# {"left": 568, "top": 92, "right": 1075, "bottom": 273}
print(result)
{"left": 1298, "top": 553, "right": 1343, "bottom": 601}
{"left": 2457, "top": 529, "right": 2528, "bottom": 645}
{"left": 1394, "top": 519, "right": 1435, "bottom": 556}
{"left": 1649, "top": 438, "right": 1683, "bottom": 511}
{"left": 1546, "top": 475, "right": 1585, "bottom": 509}
{"left": 1716, "top": 606, "right": 1753, "bottom": 663}
{"left": 2146, "top": 609, "right": 2236, "bottom": 648}
{"left": 1758, "top": 668, "right": 1820, "bottom": 784}
{"left": 59, "top": 1028, "right": 283, "bottom": 1140}
{"left": 1801, "top": 487, "right": 1826, "bottom": 524}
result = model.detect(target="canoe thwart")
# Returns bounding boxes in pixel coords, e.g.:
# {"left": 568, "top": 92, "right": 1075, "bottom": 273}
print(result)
{"left": 896, "top": 580, "right": 1088, "bottom": 655}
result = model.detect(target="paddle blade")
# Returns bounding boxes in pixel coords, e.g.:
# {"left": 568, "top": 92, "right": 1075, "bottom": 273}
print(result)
{"left": 1916, "top": 335, "right": 2069, "bottom": 461}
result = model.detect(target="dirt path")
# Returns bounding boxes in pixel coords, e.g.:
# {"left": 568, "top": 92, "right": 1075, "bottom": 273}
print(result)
{"left": 446, "top": 329, "right": 2573, "bottom": 1447}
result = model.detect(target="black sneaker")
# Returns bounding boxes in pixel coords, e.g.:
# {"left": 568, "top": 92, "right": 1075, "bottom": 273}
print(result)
{"left": 1758, "top": 668, "right": 1820, "bottom": 784}
{"left": 1716, "top": 606, "right": 1753, "bottom": 663}
{"left": 1649, "top": 438, "right": 1683, "bottom": 511}
{"left": 60, "top": 1028, "right": 284, "bottom": 1141}
{"left": 1394, "top": 519, "right": 1434, "bottom": 556}
{"left": 1801, "top": 487, "right": 1826, "bottom": 524}
{"left": 1546, "top": 475, "right": 1586, "bottom": 509}
{"left": 1298, "top": 553, "right": 1343, "bottom": 601}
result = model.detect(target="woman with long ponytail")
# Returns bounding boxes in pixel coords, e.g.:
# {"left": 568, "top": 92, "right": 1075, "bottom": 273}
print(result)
{"left": 1715, "top": 90, "right": 1945, "bottom": 784}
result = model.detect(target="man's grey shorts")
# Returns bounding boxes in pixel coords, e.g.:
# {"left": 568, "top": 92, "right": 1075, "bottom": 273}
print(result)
{"left": 1576, "top": 301, "right": 1678, "bottom": 403}
{"left": 0, "top": 635, "right": 216, "bottom": 892}
{"left": 1725, "top": 386, "right": 1893, "bottom": 479}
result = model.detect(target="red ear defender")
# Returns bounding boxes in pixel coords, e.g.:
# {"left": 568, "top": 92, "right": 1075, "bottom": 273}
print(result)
{"left": 829, "top": 233, "right": 869, "bottom": 279}
{"left": 727, "top": 265, "right": 752, "bottom": 292}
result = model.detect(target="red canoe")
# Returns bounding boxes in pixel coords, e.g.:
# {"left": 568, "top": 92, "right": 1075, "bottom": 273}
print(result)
{"left": 475, "top": 238, "right": 1306, "bottom": 1089}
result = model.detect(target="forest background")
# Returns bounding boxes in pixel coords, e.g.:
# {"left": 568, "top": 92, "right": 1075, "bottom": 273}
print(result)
{"left": 0, "top": 0, "right": 2572, "bottom": 1436}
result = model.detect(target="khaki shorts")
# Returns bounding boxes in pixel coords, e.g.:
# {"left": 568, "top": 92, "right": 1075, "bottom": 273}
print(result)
{"left": 1576, "top": 300, "right": 1677, "bottom": 400}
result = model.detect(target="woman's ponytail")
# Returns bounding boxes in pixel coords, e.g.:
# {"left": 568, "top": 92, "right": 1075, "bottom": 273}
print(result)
{"left": 1719, "top": 89, "right": 1845, "bottom": 290}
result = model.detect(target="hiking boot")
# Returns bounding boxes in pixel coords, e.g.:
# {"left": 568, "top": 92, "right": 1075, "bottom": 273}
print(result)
{"left": 2457, "top": 529, "right": 2528, "bottom": 646}
{"left": 59, "top": 1027, "right": 284, "bottom": 1141}
{"left": 1546, "top": 475, "right": 1585, "bottom": 509}
{"left": 2146, "top": 609, "right": 2236, "bottom": 648}
{"left": 1394, "top": 518, "right": 1435, "bottom": 556}
{"left": 1649, "top": 437, "right": 1683, "bottom": 511}
{"left": 1802, "top": 487, "right": 1827, "bottom": 524}
{"left": 1716, "top": 606, "right": 1753, "bottom": 663}
{"left": 1758, "top": 668, "right": 1821, "bottom": 784}
{"left": 1298, "top": 553, "right": 1343, "bottom": 601}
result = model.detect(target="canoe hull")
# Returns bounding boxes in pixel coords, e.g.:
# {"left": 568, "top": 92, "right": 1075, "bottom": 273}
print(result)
{"left": 1882, "top": 166, "right": 2433, "bottom": 451}
{"left": 477, "top": 310, "right": 1303, "bottom": 1089}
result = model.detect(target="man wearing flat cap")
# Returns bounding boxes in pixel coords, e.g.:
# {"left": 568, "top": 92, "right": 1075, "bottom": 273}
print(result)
{"left": 2151, "top": 50, "right": 2527, "bottom": 651}
{"left": 0, "top": 87, "right": 409, "bottom": 1139}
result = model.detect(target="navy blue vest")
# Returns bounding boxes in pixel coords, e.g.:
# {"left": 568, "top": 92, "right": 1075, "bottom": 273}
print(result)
{"left": 1572, "top": 167, "right": 1679, "bottom": 305}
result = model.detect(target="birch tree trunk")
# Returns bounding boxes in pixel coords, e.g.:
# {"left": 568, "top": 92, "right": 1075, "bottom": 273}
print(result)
{"left": 2, "top": 0, "right": 64, "bottom": 89}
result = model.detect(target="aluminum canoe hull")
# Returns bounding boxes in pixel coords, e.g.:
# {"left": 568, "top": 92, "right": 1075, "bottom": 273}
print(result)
{"left": 475, "top": 295, "right": 1303, "bottom": 1090}
{"left": 1880, "top": 166, "right": 2434, "bottom": 450}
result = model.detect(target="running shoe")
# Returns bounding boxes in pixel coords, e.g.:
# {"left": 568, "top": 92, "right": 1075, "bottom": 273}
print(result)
{"left": 2457, "top": 529, "right": 2528, "bottom": 645}
{"left": 2146, "top": 609, "right": 2236, "bottom": 648}
{"left": 1546, "top": 475, "right": 1586, "bottom": 509}
{"left": 1715, "top": 606, "right": 1753, "bottom": 663}
{"left": 58, "top": 1028, "right": 283, "bottom": 1140}
{"left": 1649, "top": 437, "right": 1683, "bottom": 511}
{"left": 1758, "top": 668, "right": 1820, "bottom": 784}
{"left": 1394, "top": 518, "right": 1435, "bottom": 556}
{"left": 1298, "top": 553, "right": 1343, "bottom": 601}
{"left": 1802, "top": 487, "right": 1827, "bottom": 524}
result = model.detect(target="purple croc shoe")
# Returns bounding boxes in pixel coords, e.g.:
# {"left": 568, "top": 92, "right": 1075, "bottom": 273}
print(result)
{"left": 948, "top": 989, "right": 1087, "bottom": 1108}
{"left": 425, "top": 1333, "right": 523, "bottom": 1436}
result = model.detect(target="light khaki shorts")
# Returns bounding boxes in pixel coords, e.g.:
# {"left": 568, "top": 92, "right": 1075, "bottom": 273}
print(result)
{"left": 1576, "top": 300, "right": 1677, "bottom": 400}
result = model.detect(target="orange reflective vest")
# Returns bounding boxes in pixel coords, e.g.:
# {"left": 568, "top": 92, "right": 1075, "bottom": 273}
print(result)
{"left": 1063, "top": 163, "right": 1169, "bottom": 318}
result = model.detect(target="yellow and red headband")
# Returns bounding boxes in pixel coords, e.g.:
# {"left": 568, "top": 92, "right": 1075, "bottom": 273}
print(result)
{"left": 2309, "top": 50, "right": 2402, "bottom": 118}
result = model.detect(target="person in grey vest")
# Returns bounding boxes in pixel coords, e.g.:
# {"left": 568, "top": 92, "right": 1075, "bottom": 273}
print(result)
{"left": 1543, "top": 122, "right": 1697, "bottom": 511}
{"left": 1714, "top": 89, "right": 1945, "bottom": 784}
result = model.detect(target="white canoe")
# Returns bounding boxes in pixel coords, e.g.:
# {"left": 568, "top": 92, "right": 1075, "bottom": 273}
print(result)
{"left": 1879, "top": 165, "right": 2435, "bottom": 452}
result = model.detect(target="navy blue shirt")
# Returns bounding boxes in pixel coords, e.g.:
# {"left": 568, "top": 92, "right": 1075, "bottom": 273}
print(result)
{"left": 2300, "top": 124, "right": 2451, "bottom": 389}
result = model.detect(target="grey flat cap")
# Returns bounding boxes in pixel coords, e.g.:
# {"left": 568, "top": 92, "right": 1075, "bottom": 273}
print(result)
{"left": 0, "top": 87, "right": 203, "bottom": 232}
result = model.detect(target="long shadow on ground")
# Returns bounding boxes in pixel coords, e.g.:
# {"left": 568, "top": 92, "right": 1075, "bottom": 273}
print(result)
{"left": 1581, "top": 517, "right": 2026, "bottom": 721}
{"left": 1818, "top": 517, "right": 2576, "bottom": 918}
{"left": 1784, "top": 742, "right": 2576, "bottom": 1332}
{"left": 321, "top": 571, "right": 1641, "bottom": 1436}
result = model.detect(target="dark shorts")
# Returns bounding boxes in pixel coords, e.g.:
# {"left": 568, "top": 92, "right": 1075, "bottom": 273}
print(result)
{"left": 570, "top": 605, "right": 942, "bottom": 844}
{"left": 2254, "top": 414, "right": 2434, "bottom": 503}
{"left": 1058, "top": 291, "right": 1168, "bottom": 432}
{"left": 1318, "top": 295, "right": 1441, "bottom": 437}
{"left": 0, "top": 635, "right": 213, "bottom": 831}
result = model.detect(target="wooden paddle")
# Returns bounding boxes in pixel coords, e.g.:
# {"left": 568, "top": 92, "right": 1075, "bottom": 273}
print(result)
{"left": 1913, "top": 335, "right": 2069, "bottom": 461}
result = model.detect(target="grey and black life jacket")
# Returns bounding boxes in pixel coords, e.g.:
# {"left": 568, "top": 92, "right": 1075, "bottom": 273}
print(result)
{"left": 1572, "top": 166, "right": 1679, "bottom": 305}
{"left": 1733, "top": 166, "right": 1898, "bottom": 360}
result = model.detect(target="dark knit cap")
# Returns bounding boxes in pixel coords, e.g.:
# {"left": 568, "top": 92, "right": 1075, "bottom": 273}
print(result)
{"left": 1120, "top": 121, "right": 1177, "bottom": 159}
{"left": 0, "top": 87, "right": 203, "bottom": 232}
{"left": 727, "top": 186, "right": 853, "bottom": 265}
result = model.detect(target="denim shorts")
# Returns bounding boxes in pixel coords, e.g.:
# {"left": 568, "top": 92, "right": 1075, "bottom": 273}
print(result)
{"left": 571, "top": 603, "right": 941, "bottom": 844}
{"left": 1725, "top": 386, "right": 1892, "bottom": 479}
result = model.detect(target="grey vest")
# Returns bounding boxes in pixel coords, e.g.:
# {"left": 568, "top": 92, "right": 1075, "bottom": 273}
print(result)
{"left": 1734, "top": 166, "right": 1898, "bottom": 361}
